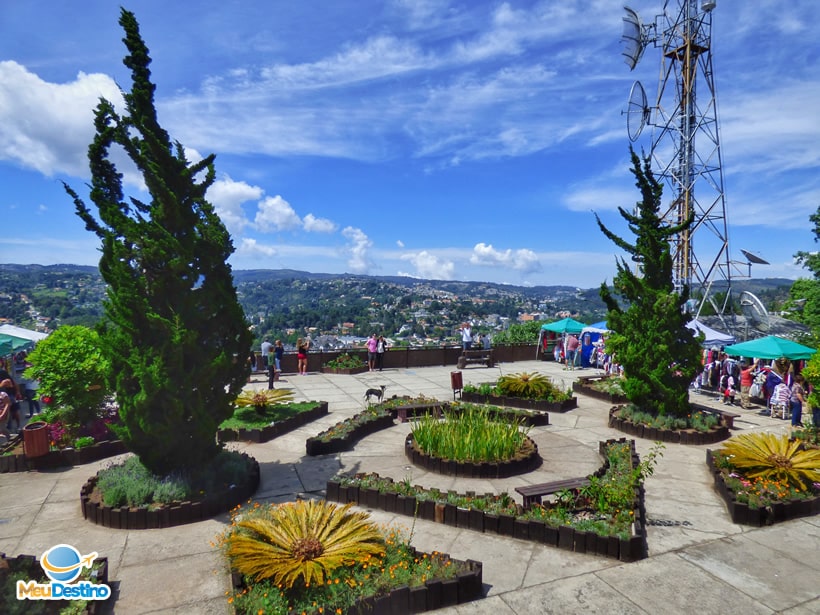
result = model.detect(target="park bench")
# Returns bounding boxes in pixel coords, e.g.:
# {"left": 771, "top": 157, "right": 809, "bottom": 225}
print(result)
{"left": 704, "top": 406, "right": 741, "bottom": 429}
{"left": 457, "top": 349, "right": 494, "bottom": 369}
{"left": 515, "top": 476, "right": 591, "bottom": 508}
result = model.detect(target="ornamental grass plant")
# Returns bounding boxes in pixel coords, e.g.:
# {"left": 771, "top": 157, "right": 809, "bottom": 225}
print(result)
{"left": 495, "top": 372, "right": 570, "bottom": 402}
{"left": 216, "top": 500, "right": 461, "bottom": 615}
{"left": 411, "top": 404, "right": 530, "bottom": 462}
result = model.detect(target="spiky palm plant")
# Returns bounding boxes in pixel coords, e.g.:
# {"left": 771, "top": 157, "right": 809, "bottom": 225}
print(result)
{"left": 235, "top": 389, "right": 295, "bottom": 412}
{"left": 225, "top": 500, "right": 385, "bottom": 588}
{"left": 496, "top": 372, "right": 558, "bottom": 400}
{"left": 720, "top": 433, "right": 820, "bottom": 489}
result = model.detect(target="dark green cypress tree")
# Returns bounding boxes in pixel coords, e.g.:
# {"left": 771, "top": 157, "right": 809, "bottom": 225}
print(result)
{"left": 594, "top": 149, "right": 701, "bottom": 418}
{"left": 64, "top": 9, "right": 252, "bottom": 474}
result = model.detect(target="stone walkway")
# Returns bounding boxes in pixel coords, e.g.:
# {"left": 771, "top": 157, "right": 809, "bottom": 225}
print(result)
{"left": 0, "top": 360, "right": 817, "bottom": 613}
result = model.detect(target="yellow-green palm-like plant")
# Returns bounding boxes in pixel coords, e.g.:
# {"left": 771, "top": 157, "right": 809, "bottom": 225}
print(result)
{"left": 720, "top": 432, "right": 820, "bottom": 489}
{"left": 225, "top": 500, "right": 385, "bottom": 588}
{"left": 496, "top": 372, "right": 559, "bottom": 400}
{"left": 235, "top": 388, "right": 295, "bottom": 411}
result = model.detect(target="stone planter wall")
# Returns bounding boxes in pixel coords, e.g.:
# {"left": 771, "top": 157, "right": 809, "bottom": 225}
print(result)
{"left": 0, "top": 438, "right": 128, "bottom": 474}
{"left": 705, "top": 449, "right": 820, "bottom": 526}
{"left": 217, "top": 401, "right": 328, "bottom": 443}
{"left": 608, "top": 406, "right": 730, "bottom": 445}
{"left": 306, "top": 412, "right": 395, "bottom": 456}
{"left": 461, "top": 390, "right": 576, "bottom": 413}
{"left": 229, "top": 548, "right": 483, "bottom": 613}
{"left": 327, "top": 438, "right": 648, "bottom": 562}
{"left": 320, "top": 365, "right": 369, "bottom": 375}
{"left": 80, "top": 453, "right": 260, "bottom": 530}
{"left": 404, "top": 433, "right": 542, "bottom": 479}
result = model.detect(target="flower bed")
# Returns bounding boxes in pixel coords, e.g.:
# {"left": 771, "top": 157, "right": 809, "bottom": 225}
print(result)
{"left": 0, "top": 435, "right": 128, "bottom": 474}
{"left": 321, "top": 365, "right": 369, "bottom": 375}
{"left": 393, "top": 399, "right": 549, "bottom": 426}
{"left": 405, "top": 433, "right": 541, "bottom": 478}
{"left": 328, "top": 438, "right": 648, "bottom": 562}
{"left": 217, "top": 401, "right": 328, "bottom": 443}
{"left": 572, "top": 375, "right": 628, "bottom": 403}
{"left": 1, "top": 553, "right": 109, "bottom": 614}
{"left": 706, "top": 448, "right": 820, "bottom": 526}
{"left": 461, "top": 390, "right": 576, "bottom": 413}
{"left": 608, "top": 404, "right": 730, "bottom": 445}
{"left": 306, "top": 408, "right": 395, "bottom": 456}
{"left": 79, "top": 453, "right": 260, "bottom": 530}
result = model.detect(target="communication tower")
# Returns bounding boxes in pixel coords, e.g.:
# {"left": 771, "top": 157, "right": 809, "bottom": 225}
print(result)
{"left": 620, "top": 1, "right": 760, "bottom": 329}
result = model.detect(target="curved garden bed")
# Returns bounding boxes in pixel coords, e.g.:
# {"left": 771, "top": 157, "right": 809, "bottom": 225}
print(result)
{"left": 327, "top": 438, "right": 647, "bottom": 562}
{"left": 320, "top": 365, "right": 369, "bottom": 375}
{"left": 393, "top": 400, "right": 550, "bottom": 427}
{"left": 228, "top": 548, "right": 483, "bottom": 614}
{"left": 405, "top": 432, "right": 541, "bottom": 478}
{"left": 608, "top": 404, "right": 730, "bottom": 445}
{"left": 80, "top": 453, "right": 260, "bottom": 529}
{"left": 461, "top": 390, "right": 576, "bottom": 413}
{"left": 572, "top": 375, "right": 628, "bottom": 404}
{"left": 706, "top": 449, "right": 820, "bottom": 526}
{"left": 217, "top": 401, "right": 328, "bottom": 443}
{"left": 0, "top": 436, "right": 128, "bottom": 474}
{"left": 306, "top": 409, "right": 395, "bottom": 456}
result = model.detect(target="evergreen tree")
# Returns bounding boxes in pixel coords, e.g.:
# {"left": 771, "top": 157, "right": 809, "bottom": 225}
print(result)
{"left": 594, "top": 149, "right": 701, "bottom": 417}
{"left": 64, "top": 9, "right": 252, "bottom": 474}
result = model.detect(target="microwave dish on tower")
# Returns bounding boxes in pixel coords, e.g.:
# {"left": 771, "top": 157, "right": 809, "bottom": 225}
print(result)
{"left": 626, "top": 81, "right": 650, "bottom": 141}
{"left": 739, "top": 291, "right": 770, "bottom": 338}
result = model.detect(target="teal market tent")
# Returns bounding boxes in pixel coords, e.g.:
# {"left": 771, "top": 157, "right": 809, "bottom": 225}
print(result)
{"left": 0, "top": 333, "right": 33, "bottom": 354}
{"left": 722, "top": 336, "right": 816, "bottom": 361}
{"left": 541, "top": 318, "right": 587, "bottom": 335}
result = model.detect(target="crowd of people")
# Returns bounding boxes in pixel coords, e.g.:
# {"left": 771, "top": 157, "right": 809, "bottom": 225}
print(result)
{"left": 0, "top": 351, "right": 41, "bottom": 442}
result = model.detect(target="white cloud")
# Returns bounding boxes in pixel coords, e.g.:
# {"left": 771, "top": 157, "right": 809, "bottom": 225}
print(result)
{"left": 342, "top": 226, "right": 373, "bottom": 273}
{"left": 303, "top": 213, "right": 338, "bottom": 233}
{"left": 470, "top": 243, "right": 541, "bottom": 272}
{"left": 236, "top": 237, "right": 276, "bottom": 257}
{"left": 396, "top": 239, "right": 405, "bottom": 248}
{"left": 206, "top": 176, "right": 262, "bottom": 234}
{"left": 400, "top": 250, "right": 455, "bottom": 280}
{"left": 254, "top": 195, "right": 302, "bottom": 232}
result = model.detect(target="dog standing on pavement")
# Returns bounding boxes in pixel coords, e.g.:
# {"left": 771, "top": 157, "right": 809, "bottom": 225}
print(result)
{"left": 364, "top": 385, "right": 386, "bottom": 404}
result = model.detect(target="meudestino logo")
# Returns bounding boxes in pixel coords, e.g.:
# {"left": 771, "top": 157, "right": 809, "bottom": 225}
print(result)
{"left": 16, "top": 544, "right": 111, "bottom": 601}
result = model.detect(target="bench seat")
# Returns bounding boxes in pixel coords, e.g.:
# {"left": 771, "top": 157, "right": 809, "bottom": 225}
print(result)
{"left": 705, "top": 407, "right": 741, "bottom": 428}
{"left": 457, "top": 349, "right": 494, "bottom": 369}
{"left": 515, "top": 476, "right": 591, "bottom": 508}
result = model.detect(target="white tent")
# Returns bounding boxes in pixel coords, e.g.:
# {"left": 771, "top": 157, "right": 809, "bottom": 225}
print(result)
{"left": 0, "top": 324, "right": 49, "bottom": 342}
{"left": 686, "top": 319, "right": 735, "bottom": 347}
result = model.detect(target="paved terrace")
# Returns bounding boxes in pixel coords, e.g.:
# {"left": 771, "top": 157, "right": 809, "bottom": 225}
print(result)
{"left": 0, "top": 360, "right": 817, "bottom": 614}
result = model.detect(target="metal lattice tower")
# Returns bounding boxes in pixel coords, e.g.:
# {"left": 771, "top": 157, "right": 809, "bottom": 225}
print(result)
{"left": 622, "top": 0, "right": 736, "bottom": 323}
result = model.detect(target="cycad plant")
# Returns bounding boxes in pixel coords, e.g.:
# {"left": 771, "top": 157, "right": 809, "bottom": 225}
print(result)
{"left": 719, "top": 432, "right": 820, "bottom": 489}
{"left": 234, "top": 389, "right": 295, "bottom": 412}
{"left": 223, "top": 500, "right": 384, "bottom": 588}
{"left": 496, "top": 372, "right": 560, "bottom": 400}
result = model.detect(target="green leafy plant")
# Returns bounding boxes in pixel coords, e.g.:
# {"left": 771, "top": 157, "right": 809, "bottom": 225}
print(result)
{"left": 234, "top": 389, "right": 295, "bottom": 412}
{"left": 411, "top": 404, "right": 530, "bottom": 462}
{"left": 73, "top": 435, "right": 96, "bottom": 449}
{"left": 496, "top": 372, "right": 556, "bottom": 399}
{"left": 719, "top": 432, "right": 820, "bottom": 489}
{"left": 323, "top": 353, "right": 366, "bottom": 369}
{"left": 220, "top": 401, "right": 316, "bottom": 431}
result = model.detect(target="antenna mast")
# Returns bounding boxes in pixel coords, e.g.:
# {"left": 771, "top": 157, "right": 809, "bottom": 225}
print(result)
{"left": 622, "top": 1, "right": 735, "bottom": 325}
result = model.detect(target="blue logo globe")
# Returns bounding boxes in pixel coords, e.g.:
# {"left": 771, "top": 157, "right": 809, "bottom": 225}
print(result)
{"left": 42, "top": 544, "right": 82, "bottom": 583}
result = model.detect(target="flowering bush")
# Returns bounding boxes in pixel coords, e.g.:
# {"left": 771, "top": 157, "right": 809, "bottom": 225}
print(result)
{"left": 323, "top": 353, "right": 366, "bottom": 370}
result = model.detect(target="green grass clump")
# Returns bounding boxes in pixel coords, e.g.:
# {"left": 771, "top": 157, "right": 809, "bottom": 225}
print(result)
{"left": 220, "top": 401, "right": 317, "bottom": 430}
{"left": 411, "top": 404, "right": 530, "bottom": 462}
{"left": 96, "top": 450, "right": 254, "bottom": 507}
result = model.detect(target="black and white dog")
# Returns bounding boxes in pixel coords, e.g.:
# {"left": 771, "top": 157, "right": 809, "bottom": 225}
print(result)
{"left": 364, "top": 385, "right": 386, "bottom": 404}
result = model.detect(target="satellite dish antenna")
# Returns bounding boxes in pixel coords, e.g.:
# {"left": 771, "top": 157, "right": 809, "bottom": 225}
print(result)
{"left": 740, "top": 249, "right": 770, "bottom": 265}
{"left": 739, "top": 291, "right": 770, "bottom": 338}
{"left": 621, "top": 7, "right": 645, "bottom": 70}
{"left": 626, "top": 81, "right": 650, "bottom": 141}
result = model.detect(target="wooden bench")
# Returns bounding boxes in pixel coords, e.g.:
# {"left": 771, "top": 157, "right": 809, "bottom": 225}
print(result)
{"left": 457, "top": 349, "right": 494, "bottom": 369}
{"left": 706, "top": 407, "right": 741, "bottom": 429}
{"left": 515, "top": 476, "right": 591, "bottom": 508}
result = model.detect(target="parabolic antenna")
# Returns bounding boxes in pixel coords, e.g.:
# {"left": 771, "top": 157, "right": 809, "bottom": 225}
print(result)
{"left": 740, "top": 249, "right": 770, "bottom": 265}
{"left": 626, "top": 80, "right": 650, "bottom": 141}
{"left": 621, "top": 7, "right": 645, "bottom": 70}
{"left": 740, "top": 291, "right": 770, "bottom": 337}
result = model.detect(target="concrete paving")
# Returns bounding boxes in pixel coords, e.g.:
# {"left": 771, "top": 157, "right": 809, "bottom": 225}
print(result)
{"left": 1, "top": 360, "right": 817, "bottom": 614}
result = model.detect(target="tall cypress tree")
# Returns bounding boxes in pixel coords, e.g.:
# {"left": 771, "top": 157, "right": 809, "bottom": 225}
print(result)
{"left": 595, "top": 149, "right": 701, "bottom": 418}
{"left": 64, "top": 9, "right": 252, "bottom": 474}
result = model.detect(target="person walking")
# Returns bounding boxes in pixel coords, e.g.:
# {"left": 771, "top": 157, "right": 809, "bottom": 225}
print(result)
{"left": 565, "top": 334, "right": 580, "bottom": 370}
{"left": 739, "top": 360, "right": 755, "bottom": 409}
{"left": 791, "top": 374, "right": 806, "bottom": 428}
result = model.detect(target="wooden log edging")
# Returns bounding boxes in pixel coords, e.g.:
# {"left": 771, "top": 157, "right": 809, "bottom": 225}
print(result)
{"left": 404, "top": 433, "right": 542, "bottom": 479}
{"left": 305, "top": 411, "right": 396, "bottom": 456}
{"left": 460, "top": 390, "right": 576, "bottom": 413}
{"left": 327, "top": 438, "right": 648, "bottom": 562}
{"left": 572, "top": 376, "right": 628, "bottom": 404}
{"left": 608, "top": 406, "right": 730, "bottom": 445}
{"left": 80, "top": 453, "right": 260, "bottom": 530}
{"left": 217, "top": 401, "right": 329, "bottom": 443}
{"left": 229, "top": 549, "right": 483, "bottom": 613}
{"left": 0, "top": 438, "right": 128, "bottom": 474}
{"left": 393, "top": 400, "right": 549, "bottom": 427}
{"left": 705, "top": 449, "right": 820, "bottom": 526}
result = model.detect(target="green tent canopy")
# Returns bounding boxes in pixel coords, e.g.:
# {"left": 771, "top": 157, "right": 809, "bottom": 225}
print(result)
{"left": 541, "top": 317, "right": 587, "bottom": 335}
{"left": 0, "top": 333, "right": 33, "bottom": 354}
{"left": 722, "top": 336, "right": 816, "bottom": 361}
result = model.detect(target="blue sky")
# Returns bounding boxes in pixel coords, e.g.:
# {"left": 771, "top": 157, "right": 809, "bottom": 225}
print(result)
{"left": 1, "top": 1, "right": 818, "bottom": 288}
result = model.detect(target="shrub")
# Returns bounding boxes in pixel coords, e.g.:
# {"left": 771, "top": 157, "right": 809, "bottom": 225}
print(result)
{"left": 496, "top": 372, "right": 568, "bottom": 401}
{"left": 719, "top": 432, "right": 820, "bottom": 489}
{"left": 223, "top": 500, "right": 384, "bottom": 588}
{"left": 323, "top": 353, "right": 366, "bottom": 369}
